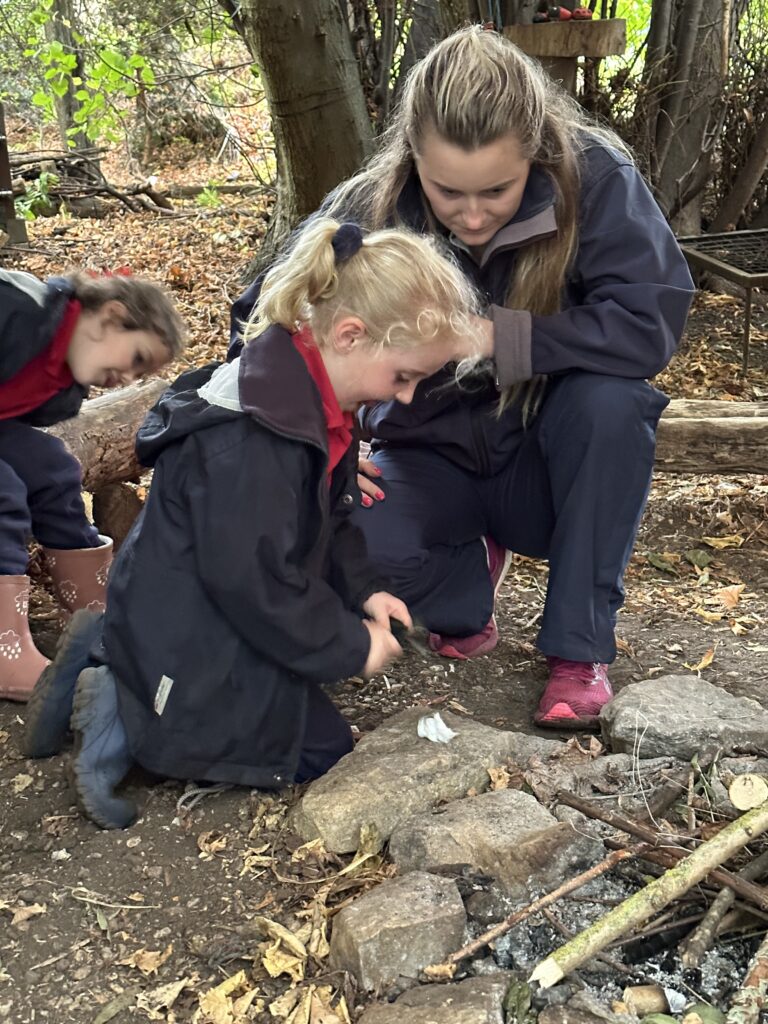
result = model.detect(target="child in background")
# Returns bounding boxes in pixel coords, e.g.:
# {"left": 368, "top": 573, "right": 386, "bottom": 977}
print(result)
{"left": 0, "top": 268, "right": 184, "bottom": 702}
{"left": 26, "top": 219, "right": 482, "bottom": 829}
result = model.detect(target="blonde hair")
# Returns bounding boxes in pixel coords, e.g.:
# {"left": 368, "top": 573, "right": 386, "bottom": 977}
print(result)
{"left": 245, "top": 218, "right": 481, "bottom": 364}
{"left": 68, "top": 271, "right": 186, "bottom": 358}
{"left": 326, "top": 25, "right": 631, "bottom": 415}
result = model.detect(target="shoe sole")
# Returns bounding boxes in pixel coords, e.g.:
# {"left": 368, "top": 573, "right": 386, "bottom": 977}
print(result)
{"left": 23, "top": 610, "right": 101, "bottom": 757}
{"left": 534, "top": 710, "right": 601, "bottom": 731}
{"left": 69, "top": 669, "right": 137, "bottom": 830}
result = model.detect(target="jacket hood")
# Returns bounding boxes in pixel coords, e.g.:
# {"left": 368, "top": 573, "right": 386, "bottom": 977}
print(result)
{"left": 137, "top": 325, "right": 329, "bottom": 467}
{"left": 238, "top": 324, "right": 327, "bottom": 454}
{"left": 136, "top": 363, "right": 240, "bottom": 467}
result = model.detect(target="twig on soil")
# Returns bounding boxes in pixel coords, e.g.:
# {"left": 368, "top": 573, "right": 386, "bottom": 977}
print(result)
{"left": 530, "top": 799, "right": 768, "bottom": 989}
{"left": 559, "top": 790, "right": 768, "bottom": 911}
{"left": 423, "top": 848, "right": 637, "bottom": 979}
{"left": 680, "top": 848, "right": 768, "bottom": 967}
{"left": 724, "top": 927, "right": 768, "bottom": 1024}
{"left": 69, "top": 886, "right": 161, "bottom": 911}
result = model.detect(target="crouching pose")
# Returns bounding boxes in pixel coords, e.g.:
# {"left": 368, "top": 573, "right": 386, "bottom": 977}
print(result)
{"left": 25, "top": 219, "right": 483, "bottom": 828}
{"left": 0, "top": 269, "right": 184, "bottom": 702}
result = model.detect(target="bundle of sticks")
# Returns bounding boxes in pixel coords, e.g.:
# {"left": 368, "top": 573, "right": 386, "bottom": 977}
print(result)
{"left": 424, "top": 781, "right": 768, "bottom": 1024}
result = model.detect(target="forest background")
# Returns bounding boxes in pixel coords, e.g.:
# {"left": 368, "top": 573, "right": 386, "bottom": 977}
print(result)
{"left": 0, "top": 3, "right": 767, "bottom": 1023}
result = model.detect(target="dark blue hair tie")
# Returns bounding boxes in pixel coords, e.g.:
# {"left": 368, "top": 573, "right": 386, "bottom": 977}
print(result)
{"left": 331, "top": 222, "right": 364, "bottom": 264}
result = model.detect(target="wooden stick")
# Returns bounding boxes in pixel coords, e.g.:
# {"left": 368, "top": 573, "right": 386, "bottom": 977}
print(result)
{"left": 724, "top": 928, "right": 768, "bottom": 1024}
{"left": 530, "top": 800, "right": 768, "bottom": 988}
{"left": 559, "top": 790, "right": 768, "bottom": 910}
{"left": 423, "top": 848, "right": 636, "bottom": 979}
{"left": 681, "top": 848, "right": 768, "bottom": 967}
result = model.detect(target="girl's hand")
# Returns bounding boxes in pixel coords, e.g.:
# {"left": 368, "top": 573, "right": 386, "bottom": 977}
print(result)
{"left": 362, "top": 619, "right": 402, "bottom": 677}
{"left": 362, "top": 592, "right": 412, "bottom": 630}
{"left": 357, "top": 456, "right": 385, "bottom": 507}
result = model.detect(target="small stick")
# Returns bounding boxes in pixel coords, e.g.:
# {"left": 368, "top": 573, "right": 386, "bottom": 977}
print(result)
{"left": 541, "top": 908, "right": 635, "bottom": 977}
{"left": 681, "top": 848, "right": 768, "bottom": 967}
{"left": 530, "top": 800, "right": 768, "bottom": 988}
{"left": 724, "top": 928, "right": 768, "bottom": 1024}
{"left": 559, "top": 790, "right": 768, "bottom": 910}
{"left": 423, "top": 848, "right": 636, "bottom": 978}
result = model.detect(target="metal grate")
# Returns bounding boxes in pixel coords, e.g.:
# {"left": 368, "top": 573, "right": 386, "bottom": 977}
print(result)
{"left": 677, "top": 229, "right": 768, "bottom": 374}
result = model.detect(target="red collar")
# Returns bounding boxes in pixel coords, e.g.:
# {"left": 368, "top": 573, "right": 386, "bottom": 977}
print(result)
{"left": 291, "top": 326, "right": 354, "bottom": 477}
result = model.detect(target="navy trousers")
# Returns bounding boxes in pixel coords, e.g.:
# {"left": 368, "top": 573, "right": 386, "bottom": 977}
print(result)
{"left": 0, "top": 420, "right": 100, "bottom": 574}
{"left": 352, "top": 373, "right": 669, "bottom": 665}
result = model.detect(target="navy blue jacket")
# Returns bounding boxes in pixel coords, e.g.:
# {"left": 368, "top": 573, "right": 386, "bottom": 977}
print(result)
{"left": 231, "top": 140, "right": 695, "bottom": 476}
{"left": 0, "top": 270, "right": 86, "bottom": 426}
{"left": 104, "top": 326, "right": 382, "bottom": 786}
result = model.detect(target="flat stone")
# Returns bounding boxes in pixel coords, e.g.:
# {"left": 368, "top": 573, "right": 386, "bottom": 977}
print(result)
{"left": 291, "top": 707, "right": 564, "bottom": 852}
{"left": 389, "top": 789, "right": 603, "bottom": 897}
{"left": 328, "top": 871, "right": 466, "bottom": 990}
{"left": 540, "top": 991, "right": 639, "bottom": 1024}
{"left": 358, "top": 973, "right": 515, "bottom": 1023}
{"left": 600, "top": 676, "right": 768, "bottom": 760}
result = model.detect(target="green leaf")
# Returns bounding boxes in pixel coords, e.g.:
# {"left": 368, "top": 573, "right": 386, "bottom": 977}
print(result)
{"left": 647, "top": 552, "right": 678, "bottom": 575}
{"left": 684, "top": 548, "right": 713, "bottom": 569}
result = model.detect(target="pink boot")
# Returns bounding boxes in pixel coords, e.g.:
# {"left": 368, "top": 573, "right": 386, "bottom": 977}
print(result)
{"left": 0, "top": 576, "right": 50, "bottom": 703}
{"left": 43, "top": 535, "right": 113, "bottom": 620}
{"left": 534, "top": 657, "right": 614, "bottom": 730}
{"left": 429, "top": 537, "right": 512, "bottom": 660}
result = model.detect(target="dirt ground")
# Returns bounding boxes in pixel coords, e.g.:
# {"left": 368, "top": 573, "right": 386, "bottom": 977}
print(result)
{"left": 0, "top": 147, "right": 767, "bottom": 1022}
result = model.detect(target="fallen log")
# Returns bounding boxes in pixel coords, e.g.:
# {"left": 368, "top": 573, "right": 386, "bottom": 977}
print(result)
{"left": 47, "top": 392, "right": 768, "bottom": 497}
{"left": 46, "top": 377, "right": 167, "bottom": 491}
{"left": 656, "top": 400, "right": 768, "bottom": 474}
{"left": 725, "top": 927, "right": 768, "bottom": 1024}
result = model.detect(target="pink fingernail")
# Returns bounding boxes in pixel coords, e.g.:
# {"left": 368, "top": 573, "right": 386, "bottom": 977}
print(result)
{"left": 372, "top": 467, "right": 382, "bottom": 476}
{"left": 375, "top": 491, "right": 385, "bottom": 501}
{"left": 362, "top": 495, "right": 373, "bottom": 507}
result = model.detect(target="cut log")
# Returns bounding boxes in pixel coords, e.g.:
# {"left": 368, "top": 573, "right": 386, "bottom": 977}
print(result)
{"left": 47, "top": 389, "right": 768, "bottom": 493}
{"left": 656, "top": 400, "right": 768, "bottom": 474}
{"left": 46, "top": 377, "right": 166, "bottom": 491}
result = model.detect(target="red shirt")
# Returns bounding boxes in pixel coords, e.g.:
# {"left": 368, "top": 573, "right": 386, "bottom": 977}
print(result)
{"left": 0, "top": 299, "right": 81, "bottom": 420}
{"left": 291, "top": 325, "right": 354, "bottom": 478}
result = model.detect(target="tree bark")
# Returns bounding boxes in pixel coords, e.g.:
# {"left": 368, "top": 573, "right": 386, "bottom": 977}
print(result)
{"left": 46, "top": 378, "right": 166, "bottom": 492}
{"left": 44, "top": 0, "right": 89, "bottom": 154}
{"left": 655, "top": 400, "right": 768, "bottom": 475}
{"left": 233, "top": 0, "right": 374, "bottom": 275}
{"left": 709, "top": 114, "right": 768, "bottom": 232}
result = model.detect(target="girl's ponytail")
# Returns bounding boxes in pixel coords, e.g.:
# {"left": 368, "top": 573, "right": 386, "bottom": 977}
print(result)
{"left": 245, "top": 219, "right": 347, "bottom": 339}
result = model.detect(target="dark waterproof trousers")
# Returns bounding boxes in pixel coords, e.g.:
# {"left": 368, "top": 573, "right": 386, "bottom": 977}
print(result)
{"left": 353, "top": 373, "right": 669, "bottom": 665}
{"left": 0, "top": 420, "right": 100, "bottom": 574}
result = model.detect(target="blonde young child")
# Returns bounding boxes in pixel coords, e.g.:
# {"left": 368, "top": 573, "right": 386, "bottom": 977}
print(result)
{"left": 25, "top": 219, "right": 482, "bottom": 829}
{"left": 0, "top": 269, "right": 184, "bottom": 702}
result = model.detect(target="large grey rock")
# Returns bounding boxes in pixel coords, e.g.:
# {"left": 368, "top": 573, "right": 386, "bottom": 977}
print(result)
{"left": 389, "top": 789, "right": 603, "bottom": 897}
{"left": 600, "top": 676, "right": 768, "bottom": 760}
{"left": 291, "top": 707, "right": 564, "bottom": 852}
{"left": 358, "top": 972, "right": 514, "bottom": 1023}
{"left": 329, "top": 871, "right": 466, "bottom": 990}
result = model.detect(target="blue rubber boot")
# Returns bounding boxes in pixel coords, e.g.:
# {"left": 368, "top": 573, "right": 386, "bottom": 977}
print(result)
{"left": 70, "top": 665, "right": 138, "bottom": 830}
{"left": 23, "top": 610, "right": 104, "bottom": 758}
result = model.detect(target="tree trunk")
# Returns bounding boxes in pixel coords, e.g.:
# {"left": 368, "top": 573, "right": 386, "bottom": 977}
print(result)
{"left": 709, "top": 113, "right": 768, "bottom": 232}
{"left": 46, "top": 378, "right": 166, "bottom": 492}
{"left": 234, "top": 0, "right": 374, "bottom": 274}
{"left": 44, "top": 0, "right": 89, "bottom": 153}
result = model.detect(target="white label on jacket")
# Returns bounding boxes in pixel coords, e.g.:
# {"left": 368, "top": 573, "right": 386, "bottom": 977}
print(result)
{"left": 154, "top": 674, "right": 174, "bottom": 716}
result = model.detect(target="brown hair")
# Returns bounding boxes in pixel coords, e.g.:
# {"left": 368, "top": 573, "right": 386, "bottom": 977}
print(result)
{"left": 68, "top": 271, "right": 185, "bottom": 358}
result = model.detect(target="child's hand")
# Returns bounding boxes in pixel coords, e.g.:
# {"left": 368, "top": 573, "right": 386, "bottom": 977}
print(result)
{"left": 361, "top": 620, "right": 402, "bottom": 677}
{"left": 362, "top": 592, "right": 412, "bottom": 630}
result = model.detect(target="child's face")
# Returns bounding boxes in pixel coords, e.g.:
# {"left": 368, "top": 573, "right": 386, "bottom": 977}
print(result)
{"left": 324, "top": 323, "right": 462, "bottom": 410}
{"left": 67, "top": 301, "right": 170, "bottom": 388}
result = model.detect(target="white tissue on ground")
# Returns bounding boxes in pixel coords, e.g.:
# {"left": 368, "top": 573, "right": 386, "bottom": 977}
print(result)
{"left": 417, "top": 712, "right": 457, "bottom": 744}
